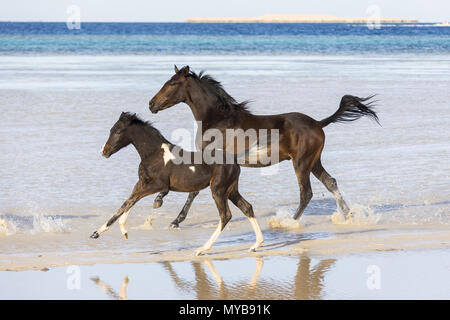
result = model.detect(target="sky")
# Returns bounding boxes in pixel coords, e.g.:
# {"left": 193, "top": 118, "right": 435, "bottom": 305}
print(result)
{"left": 0, "top": 0, "right": 448, "bottom": 22}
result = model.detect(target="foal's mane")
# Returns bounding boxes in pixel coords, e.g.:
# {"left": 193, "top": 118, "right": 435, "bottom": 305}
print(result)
{"left": 188, "top": 70, "right": 251, "bottom": 114}
{"left": 120, "top": 112, "right": 171, "bottom": 144}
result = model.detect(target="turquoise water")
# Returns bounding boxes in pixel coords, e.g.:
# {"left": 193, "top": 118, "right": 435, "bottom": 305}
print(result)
{"left": 0, "top": 22, "right": 449, "bottom": 54}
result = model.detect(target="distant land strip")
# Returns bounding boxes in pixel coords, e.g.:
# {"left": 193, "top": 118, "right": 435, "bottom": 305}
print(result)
{"left": 186, "top": 14, "right": 418, "bottom": 23}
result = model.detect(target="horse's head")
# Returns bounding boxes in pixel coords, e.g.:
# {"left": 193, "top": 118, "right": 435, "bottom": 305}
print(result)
{"left": 101, "top": 112, "right": 135, "bottom": 158}
{"left": 149, "top": 65, "right": 190, "bottom": 114}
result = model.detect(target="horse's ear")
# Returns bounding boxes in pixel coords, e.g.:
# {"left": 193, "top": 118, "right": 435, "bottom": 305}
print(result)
{"left": 181, "top": 65, "right": 190, "bottom": 76}
{"left": 120, "top": 112, "right": 126, "bottom": 118}
{"left": 174, "top": 65, "right": 179, "bottom": 73}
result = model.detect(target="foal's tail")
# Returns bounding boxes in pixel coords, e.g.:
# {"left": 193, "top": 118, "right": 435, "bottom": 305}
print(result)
{"left": 320, "top": 95, "right": 380, "bottom": 128}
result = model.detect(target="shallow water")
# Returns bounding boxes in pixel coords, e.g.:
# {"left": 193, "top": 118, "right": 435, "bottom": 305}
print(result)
{"left": 1, "top": 250, "right": 449, "bottom": 299}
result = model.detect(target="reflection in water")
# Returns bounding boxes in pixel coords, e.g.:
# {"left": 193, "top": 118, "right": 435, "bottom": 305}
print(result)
{"left": 91, "top": 276, "right": 129, "bottom": 300}
{"left": 90, "top": 256, "right": 335, "bottom": 300}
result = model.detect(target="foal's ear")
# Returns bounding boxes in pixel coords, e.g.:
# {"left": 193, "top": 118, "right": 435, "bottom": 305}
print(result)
{"left": 174, "top": 65, "right": 179, "bottom": 73}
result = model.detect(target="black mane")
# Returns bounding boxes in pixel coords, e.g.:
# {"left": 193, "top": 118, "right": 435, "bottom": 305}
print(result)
{"left": 188, "top": 70, "right": 251, "bottom": 114}
{"left": 120, "top": 112, "right": 170, "bottom": 143}
{"left": 120, "top": 112, "right": 152, "bottom": 126}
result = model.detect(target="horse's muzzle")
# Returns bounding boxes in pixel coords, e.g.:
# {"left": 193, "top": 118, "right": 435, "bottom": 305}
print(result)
{"left": 149, "top": 100, "right": 159, "bottom": 114}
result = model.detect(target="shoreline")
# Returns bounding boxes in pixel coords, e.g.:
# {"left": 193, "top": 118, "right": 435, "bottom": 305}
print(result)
{"left": 2, "top": 223, "right": 449, "bottom": 272}
{"left": 186, "top": 14, "right": 418, "bottom": 24}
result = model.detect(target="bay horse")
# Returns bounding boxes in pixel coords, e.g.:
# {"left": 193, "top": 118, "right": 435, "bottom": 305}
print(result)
{"left": 149, "top": 65, "right": 379, "bottom": 224}
{"left": 90, "top": 112, "right": 263, "bottom": 255}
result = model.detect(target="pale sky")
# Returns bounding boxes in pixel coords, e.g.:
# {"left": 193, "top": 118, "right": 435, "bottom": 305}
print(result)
{"left": 0, "top": 0, "right": 448, "bottom": 22}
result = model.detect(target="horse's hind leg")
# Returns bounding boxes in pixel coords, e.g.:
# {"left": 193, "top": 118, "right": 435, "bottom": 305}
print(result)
{"left": 153, "top": 191, "right": 168, "bottom": 209}
{"left": 292, "top": 156, "right": 315, "bottom": 220}
{"left": 312, "top": 159, "right": 351, "bottom": 218}
{"left": 170, "top": 191, "right": 199, "bottom": 228}
{"left": 229, "top": 188, "right": 264, "bottom": 252}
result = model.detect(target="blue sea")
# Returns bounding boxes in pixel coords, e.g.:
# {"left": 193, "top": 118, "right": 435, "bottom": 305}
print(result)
{"left": 0, "top": 22, "right": 449, "bottom": 54}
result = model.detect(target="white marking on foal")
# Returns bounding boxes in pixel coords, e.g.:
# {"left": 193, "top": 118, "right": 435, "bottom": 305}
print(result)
{"left": 161, "top": 143, "right": 176, "bottom": 166}
{"left": 189, "top": 166, "right": 196, "bottom": 172}
{"left": 119, "top": 210, "right": 130, "bottom": 239}
{"left": 195, "top": 221, "right": 222, "bottom": 256}
{"left": 97, "top": 222, "right": 109, "bottom": 235}
{"left": 248, "top": 217, "right": 264, "bottom": 252}
{"left": 100, "top": 144, "right": 106, "bottom": 154}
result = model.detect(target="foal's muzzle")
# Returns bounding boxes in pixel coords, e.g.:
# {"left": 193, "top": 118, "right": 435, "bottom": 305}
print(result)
{"left": 100, "top": 144, "right": 112, "bottom": 158}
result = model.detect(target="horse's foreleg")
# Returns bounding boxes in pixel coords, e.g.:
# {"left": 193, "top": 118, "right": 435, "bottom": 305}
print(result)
{"left": 312, "top": 160, "right": 351, "bottom": 219}
{"left": 229, "top": 189, "right": 264, "bottom": 252}
{"left": 195, "top": 191, "right": 231, "bottom": 256}
{"left": 153, "top": 191, "right": 168, "bottom": 209}
{"left": 170, "top": 191, "right": 199, "bottom": 228}
{"left": 90, "top": 181, "right": 153, "bottom": 239}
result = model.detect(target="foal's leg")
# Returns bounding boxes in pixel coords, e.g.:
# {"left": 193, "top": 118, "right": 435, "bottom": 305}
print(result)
{"left": 292, "top": 157, "right": 314, "bottom": 220}
{"left": 90, "top": 181, "right": 155, "bottom": 239}
{"left": 229, "top": 189, "right": 264, "bottom": 252}
{"left": 170, "top": 191, "right": 200, "bottom": 228}
{"left": 153, "top": 191, "right": 168, "bottom": 209}
{"left": 312, "top": 159, "right": 351, "bottom": 219}
{"left": 195, "top": 191, "right": 232, "bottom": 256}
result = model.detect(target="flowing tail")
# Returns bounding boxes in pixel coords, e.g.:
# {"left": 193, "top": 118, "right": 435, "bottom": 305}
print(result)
{"left": 320, "top": 95, "right": 380, "bottom": 127}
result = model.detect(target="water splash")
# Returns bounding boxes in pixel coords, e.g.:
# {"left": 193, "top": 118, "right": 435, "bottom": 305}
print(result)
{"left": 31, "top": 213, "right": 69, "bottom": 234}
{"left": 268, "top": 208, "right": 304, "bottom": 230}
{"left": 133, "top": 217, "right": 154, "bottom": 230}
{"left": 0, "top": 218, "right": 17, "bottom": 236}
{"left": 0, "top": 212, "right": 70, "bottom": 235}
{"left": 331, "top": 204, "right": 380, "bottom": 226}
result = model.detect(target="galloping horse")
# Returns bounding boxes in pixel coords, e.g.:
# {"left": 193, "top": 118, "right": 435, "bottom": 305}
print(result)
{"left": 149, "top": 66, "right": 379, "bottom": 225}
{"left": 90, "top": 112, "right": 263, "bottom": 255}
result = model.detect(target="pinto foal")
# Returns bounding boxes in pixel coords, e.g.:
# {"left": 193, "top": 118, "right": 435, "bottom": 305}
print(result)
{"left": 90, "top": 112, "right": 263, "bottom": 255}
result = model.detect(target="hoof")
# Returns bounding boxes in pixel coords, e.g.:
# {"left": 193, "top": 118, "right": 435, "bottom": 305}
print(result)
{"left": 123, "top": 232, "right": 128, "bottom": 240}
{"left": 194, "top": 250, "right": 203, "bottom": 256}
{"left": 153, "top": 199, "right": 163, "bottom": 209}
{"left": 344, "top": 211, "right": 354, "bottom": 221}
{"left": 248, "top": 247, "right": 257, "bottom": 253}
{"left": 170, "top": 222, "right": 179, "bottom": 229}
{"left": 90, "top": 231, "right": 100, "bottom": 239}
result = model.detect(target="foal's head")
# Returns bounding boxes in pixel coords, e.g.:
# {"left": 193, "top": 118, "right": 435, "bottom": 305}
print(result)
{"left": 101, "top": 112, "right": 139, "bottom": 158}
{"left": 149, "top": 65, "right": 191, "bottom": 114}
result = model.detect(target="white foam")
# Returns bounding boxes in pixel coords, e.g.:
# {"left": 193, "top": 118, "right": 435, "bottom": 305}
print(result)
{"left": 268, "top": 208, "right": 304, "bottom": 230}
{"left": 0, "top": 212, "right": 70, "bottom": 236}
{"left": 31, "top": 213, "right": 70, "bottom": 234}
{"left": 331, "top": 204, "right": 380, "bottom": 226}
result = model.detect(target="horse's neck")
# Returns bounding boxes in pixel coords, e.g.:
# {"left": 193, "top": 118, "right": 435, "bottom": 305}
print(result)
{"left": 186, "top": 80, "right": 224, "bottom": 125}
{"left": 130, "top": 126, "right": 164, "bottom": 160}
